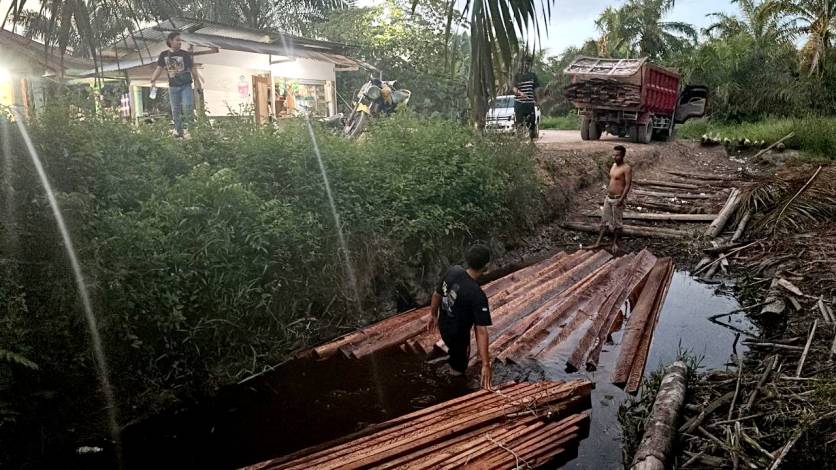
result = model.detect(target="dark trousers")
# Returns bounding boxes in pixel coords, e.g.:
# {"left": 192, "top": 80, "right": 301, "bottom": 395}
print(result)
{"left": 440, "top": 327, "right": 471, "bottom": 373}
{"left": 514, "top": 102, "right": 535, "bottom": 127}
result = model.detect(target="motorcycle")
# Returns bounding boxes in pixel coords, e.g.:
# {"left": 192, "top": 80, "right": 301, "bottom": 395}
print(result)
{"left": 344, "top": 77, "right": 411, "bottom": 138}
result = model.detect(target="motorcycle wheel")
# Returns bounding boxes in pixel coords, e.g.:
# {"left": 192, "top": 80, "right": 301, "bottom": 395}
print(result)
{"left": 346, "top": 112, "right": 369, "bottom": 138}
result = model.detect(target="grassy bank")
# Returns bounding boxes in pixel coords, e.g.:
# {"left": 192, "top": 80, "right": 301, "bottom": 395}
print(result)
{"left": 678, "top": 117, "right": 836, "bottom": 160}
{"left": 0, "top": 108, "right": 545, "bottom": 466}
{"left": 541, "top": 114, "right": 581, "bottom": 130}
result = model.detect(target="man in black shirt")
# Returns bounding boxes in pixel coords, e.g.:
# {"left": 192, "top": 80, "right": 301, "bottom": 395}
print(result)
{"left": 512, "top": 56, "right": 540, "bottom": 136}
{"left": 428, "top": 244, "right": 493, "bottom": 389}
{"left": 150, "top": 32, "right": 199, "bottom": 137}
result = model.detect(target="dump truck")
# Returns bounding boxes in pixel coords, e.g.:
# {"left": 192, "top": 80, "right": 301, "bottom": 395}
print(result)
{"left": 563, "top": 56, "right": 707, "bottom": 143}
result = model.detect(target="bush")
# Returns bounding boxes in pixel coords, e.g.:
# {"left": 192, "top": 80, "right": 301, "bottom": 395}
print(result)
{"left": 0, "top": 107, "right": 544, "bottom": 466}
{"left": 540, "top": 114, "right": 580, "bottom": 130}
{"left": 678, "top": 116, "right": 836, "bottom": 160}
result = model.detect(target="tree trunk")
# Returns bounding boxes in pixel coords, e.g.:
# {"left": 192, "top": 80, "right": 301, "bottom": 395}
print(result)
{"left": 629, "top": 361, "right": 688, "bottom": 470}
{"left": 561, "top": 221, "right": 690, "bottom": 239}
{"left": 705, "top": 188, "right": 741, "bottom": 239}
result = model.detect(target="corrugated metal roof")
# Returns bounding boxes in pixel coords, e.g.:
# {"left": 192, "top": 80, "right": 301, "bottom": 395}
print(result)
{"left": 0, "top": 29, "right": 94, "bottom": 74}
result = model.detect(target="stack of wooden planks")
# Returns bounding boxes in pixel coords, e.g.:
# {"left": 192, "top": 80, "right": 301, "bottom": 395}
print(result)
{"left": 243, "top": 379, "right": 592, "bottom": 470}
{"left": 298, "top": 249, "right": 675, "bottom": 391}
{"left": 563, "top": 78, "right": 641, "bottom": 108}
{"left": 612, "top": 257, "right": 675, "bottom": 393}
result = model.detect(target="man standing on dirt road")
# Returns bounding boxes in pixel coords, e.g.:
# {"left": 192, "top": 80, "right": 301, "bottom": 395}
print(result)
{"left": 427, "top": 244, "right": 493, "bottom": 390}
{"left": 512, "top": 56, "right": 540, "bottom": 135}
{"left": 595, "top": 145, "right": 633, "bottom": 250}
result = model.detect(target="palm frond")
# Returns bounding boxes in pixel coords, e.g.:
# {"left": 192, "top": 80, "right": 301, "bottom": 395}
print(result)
{"left": 0, "top": 349, "right": 39, "bottom": 370}
{"left": 739, "top": 166, "right": 836, "bottom": 236}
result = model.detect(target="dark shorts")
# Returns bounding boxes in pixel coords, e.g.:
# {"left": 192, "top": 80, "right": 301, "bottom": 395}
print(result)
{"left": 514, "top": 102, "right": 536, "bottom": 125}
{"left": 440, "top": 326, "right": 471, "bottom": 373}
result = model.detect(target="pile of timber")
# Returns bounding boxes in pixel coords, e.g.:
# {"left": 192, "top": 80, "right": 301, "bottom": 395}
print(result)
{"left": 301, "top": 249, "right": 675, "bottom": 390}
{"left": 245, "top": 379, "right": 593, "bottom": 470}
{"left": 612, "top": 258, "right": 675, "bottom": 393}
{"left": 563, "top": 78, "right": 641, "bottom": 107}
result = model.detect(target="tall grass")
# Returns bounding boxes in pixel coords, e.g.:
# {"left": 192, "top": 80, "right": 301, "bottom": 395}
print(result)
{"left": 678, "top": 117, "right": 836, "bottom": 160}
{"left": 540, "top": 114, "right": 580, "bottom": 130}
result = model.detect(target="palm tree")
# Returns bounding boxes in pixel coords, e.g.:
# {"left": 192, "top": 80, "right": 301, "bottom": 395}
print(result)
{"left": 593, "top": 0, "right": 697, "bottom": 60}
{"left": 417, "top": 0, "right": 556, "bottom": 125}
{"left": 774, "top": 0, "right": 836, "bottom": 75}
{"left": 704, "top": 0, "right": 792, "bottom": 45}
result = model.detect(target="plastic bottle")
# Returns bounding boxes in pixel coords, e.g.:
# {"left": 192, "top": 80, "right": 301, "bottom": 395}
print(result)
{"left": 149, "top": 86, "right": 157, "bottom": 100}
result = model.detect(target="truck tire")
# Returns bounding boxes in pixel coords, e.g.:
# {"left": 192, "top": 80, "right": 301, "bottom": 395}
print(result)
{"left": 581, "top": 116, "right": 590, "bottom": 140}
{"left": 588, "top": 120, "right": 602, "bottom": 140}
{"left": 634, "top": 123, "right": 652, "bottom": 144}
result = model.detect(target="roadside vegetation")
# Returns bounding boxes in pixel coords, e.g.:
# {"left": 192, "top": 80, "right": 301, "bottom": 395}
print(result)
{"left": 0, "top": 106, "right": 545, "bottom": 467}
{"left": 679, "top": 117, "right": 836, "bottom": 160}
{"left": 540, "top": 114, "right": 581, "bottom": 130}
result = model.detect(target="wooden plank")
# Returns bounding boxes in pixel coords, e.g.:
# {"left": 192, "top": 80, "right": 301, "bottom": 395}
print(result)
{"left": 611, "top": 259, "right": 671, "bottom": 385}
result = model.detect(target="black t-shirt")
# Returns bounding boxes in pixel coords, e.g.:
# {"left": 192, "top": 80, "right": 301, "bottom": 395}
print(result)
{"left": 514, "top": 71, "right": 540, "bottom": 104}
{"left": 157, "top": 49, "right": 193, "bottom": 87}
{"left": 435, "top": 266, "right": 492, "bottom": 338}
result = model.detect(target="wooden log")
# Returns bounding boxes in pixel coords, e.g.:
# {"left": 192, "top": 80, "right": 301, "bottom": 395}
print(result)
{"left": 705, "top": 188, "right": 742, "bottom": 238}
{"left": 634, "top": 199, "right": 706, "bottom": 214}
{"left": 582, "top": 211, "right": 717, "bottom": 222}
{"left": 666, "top": 170, "right": 740, "bottom": 181}
{"left": 629, "top": 361, "right": 688, "bottom": 470}
{"left": 731, "top": 211, "right": 751, "bottom": 242}
{"left": 612, "top": 259, "right": 671, "bottom": 385}
{"left": 743, "top": 356, "right": 777, "bottom": 412}
{"left": 561, "top": 221, "right": 690, "bottom": 239}
{"left": 634, "top": 179, "right": 701, "bottom": 190}
{"left": 633, "top": 188, "right": 717, "bottom": 200}
{"left": 752, "top": 132, "right": 795, "bottom": 161}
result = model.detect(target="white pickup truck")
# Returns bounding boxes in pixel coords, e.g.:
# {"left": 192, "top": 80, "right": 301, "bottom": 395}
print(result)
{"left": 484, "top": 95, "right": 541, "bottom": 137}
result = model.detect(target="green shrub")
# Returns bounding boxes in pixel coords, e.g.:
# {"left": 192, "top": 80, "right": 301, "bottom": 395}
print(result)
{"left": 540, "top": 114, "right": 581, "bottom": 130}
{"left": 0, "top": 107, "right": 544, "bottom": 466}
{"left": 678, "top": 116, "right": 836, "bottom": 160}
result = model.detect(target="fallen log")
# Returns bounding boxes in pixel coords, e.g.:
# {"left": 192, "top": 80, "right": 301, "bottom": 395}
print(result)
{"left": 705, "top": 188, "right": 742, "bottom": 238}
{"left": 634, "top": 179, "right": 700, "bottom": 190}
{"left": 666, "top": 170, "right": 740, "bottom": 181}
{"left": 582, "top": 211, "right": 717, "bottom": 222}
{"left": 752, "top": 132, "right": 795, "bottom": 161}
{"left": 633, "top": 189, "right": 716, "bottom": 200}
{"left": 634, "top": 200, "right": 706, "bottom": 214}
{"left": 629, "top": 361, "right": 688, "bottom": 470}
{"left": 561, "top": 221, "right": 691, "bottom": 239}
{"left": 731, "top": 211, "right": 751, "bottom": 242}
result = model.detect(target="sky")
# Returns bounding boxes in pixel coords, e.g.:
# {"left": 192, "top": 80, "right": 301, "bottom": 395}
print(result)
{"left": 2, "top": 0, "right": 740, "bottom": 56}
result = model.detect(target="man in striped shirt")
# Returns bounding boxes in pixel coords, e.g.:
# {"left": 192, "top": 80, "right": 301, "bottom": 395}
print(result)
{"left": 512, "top": 56, "right": 540, "bottom": 132}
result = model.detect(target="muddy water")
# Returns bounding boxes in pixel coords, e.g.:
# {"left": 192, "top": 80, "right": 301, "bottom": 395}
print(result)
{"left": 117, "top": 271, "right": 754, "bottom": 469}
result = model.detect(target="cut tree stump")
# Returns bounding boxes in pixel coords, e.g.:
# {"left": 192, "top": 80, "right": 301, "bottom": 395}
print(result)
{"left": 629, "top": 361, "right": 688, "bottom": 470}
{"left": 561, "top": 221, "right": 691, "bottom": 239}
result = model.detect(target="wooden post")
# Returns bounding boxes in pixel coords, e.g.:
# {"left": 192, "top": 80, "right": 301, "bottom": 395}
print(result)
{"left": 630, "top": 361, "right": 688, "bottom": 470}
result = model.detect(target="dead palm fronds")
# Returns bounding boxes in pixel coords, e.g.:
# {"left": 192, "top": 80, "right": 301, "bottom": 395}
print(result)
{"left": 738, "top": 165, "right": 836, "bottom": 236}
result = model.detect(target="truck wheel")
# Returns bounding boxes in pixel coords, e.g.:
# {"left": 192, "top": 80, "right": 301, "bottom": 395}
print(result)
{"left": 580, "top": 116, "right": 590, "bottom": 140}
{"left": 634, "top": 123, "right": 652, "bottom": 144}
{"left": 588, "top": 120, "right": 602, "bottom": 140}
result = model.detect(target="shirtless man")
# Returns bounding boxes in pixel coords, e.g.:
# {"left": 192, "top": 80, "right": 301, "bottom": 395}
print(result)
{"left": 595, "top": 145, "right": 632, "bottom": 250}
